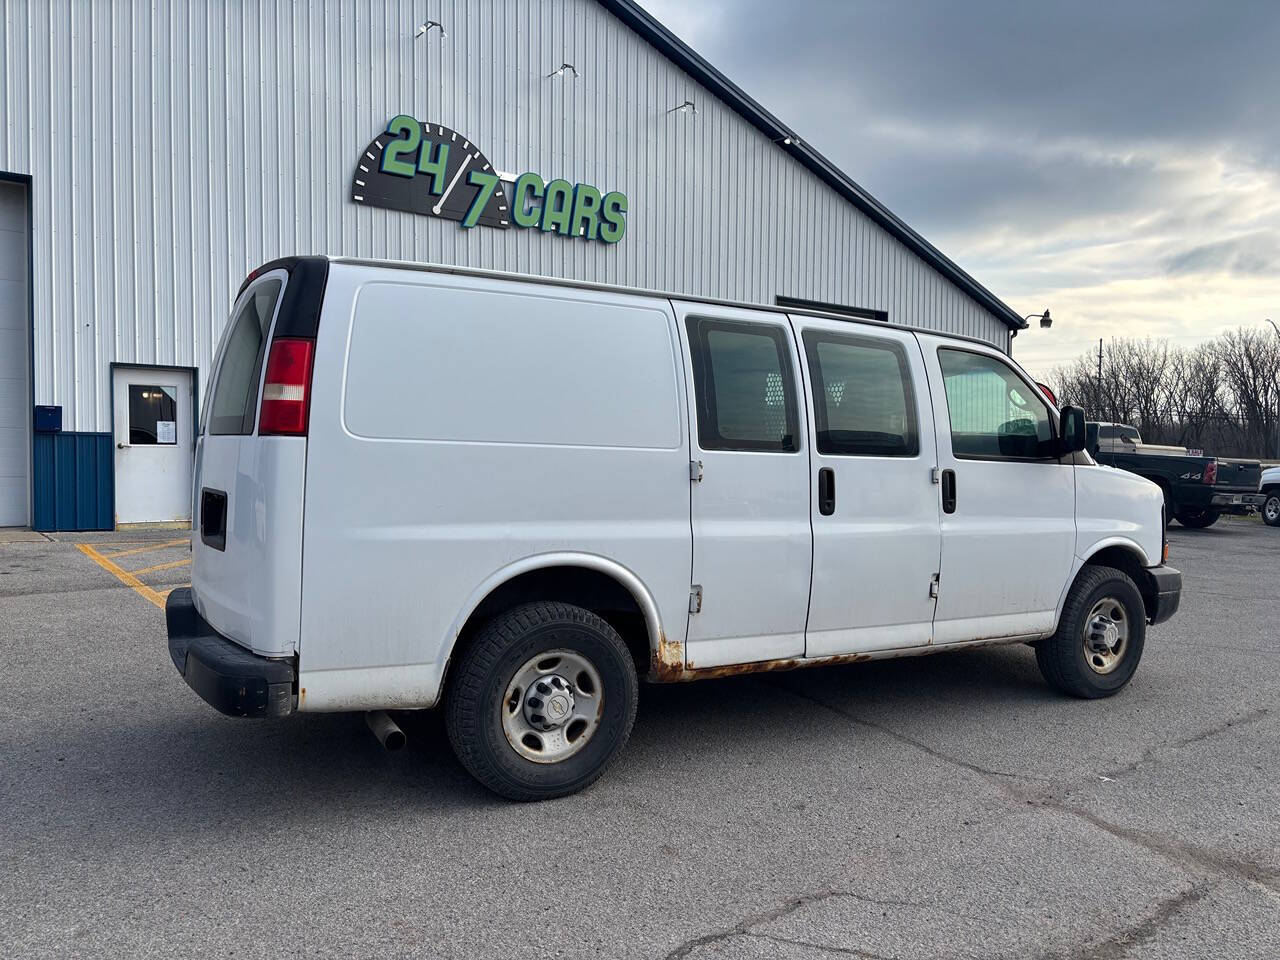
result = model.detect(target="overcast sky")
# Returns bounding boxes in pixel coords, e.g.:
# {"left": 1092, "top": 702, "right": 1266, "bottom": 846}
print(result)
{"left": 642, "top": 0, "right": 1280, "bottom": 378}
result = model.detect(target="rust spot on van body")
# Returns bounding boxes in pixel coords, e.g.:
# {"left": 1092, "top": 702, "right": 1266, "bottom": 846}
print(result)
{"left": 647, "top": 635, "right": 1033, "bottom": 683}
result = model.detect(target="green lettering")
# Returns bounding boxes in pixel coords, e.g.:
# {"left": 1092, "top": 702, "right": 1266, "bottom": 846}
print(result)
{"left": 599, "top": 191, "right": 628, "bottom": 243}
{"left": 511, "top": 172, "right": 545, "bottom": 228}
{"left": 539, "top": 179, "right": 574, "bottom": 235}
{"left": 380, "top": 115, "right": 421, "bottom": 178}
{"left": 569, "top": 183, "right": 602, "bottom": 240}
{"left": 417, "top": 139, "right": 451, "bottom": 193}
{"left": 462, "top": 170, "right": 500, "bottom": 227}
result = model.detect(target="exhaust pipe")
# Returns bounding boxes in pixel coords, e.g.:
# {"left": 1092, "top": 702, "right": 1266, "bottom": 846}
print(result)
{"left": 365, "top": 710, "right": 406, "bottom": 751}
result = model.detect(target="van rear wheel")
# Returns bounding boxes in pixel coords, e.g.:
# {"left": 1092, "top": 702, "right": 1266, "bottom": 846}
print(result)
{"left": 1035, "top": 565, "right": 1145, "bottom": 699}
{"left": 445, "top": 602, "right": 638, "bottom": 801}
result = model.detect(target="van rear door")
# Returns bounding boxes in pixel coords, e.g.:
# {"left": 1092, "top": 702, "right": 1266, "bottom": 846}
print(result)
{"left": 191, "top": 268, "right": 307, "bottom": 658}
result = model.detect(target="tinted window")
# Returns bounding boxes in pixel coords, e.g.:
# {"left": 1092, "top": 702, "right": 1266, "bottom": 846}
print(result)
{"left": 687, "top": 318, "right": 799, "bottom": 452}
{"left": 803, "top": 331, "right": 918, "bottom": 457}
{"left": 128, "top": 385, "right": 178, "bottom": 445}
{"left": 1098, "top": 425, "right": 1118, "bottom": 440}
{"left": 938, "top": 349, "right": 1055, "bottom": 460}
{"left": 208, "top": 279, "right": 281, "bottom": 435}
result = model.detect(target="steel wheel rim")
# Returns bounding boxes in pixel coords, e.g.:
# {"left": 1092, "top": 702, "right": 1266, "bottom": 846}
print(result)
{"left": 1265, "top": 496, "right": 1280, "bottom": 523}
{"left": 1083, "top": 597, "right": 1129, "bottom": 675}
{"left": 501, "top": 648, "right": 604, "bottom": 764}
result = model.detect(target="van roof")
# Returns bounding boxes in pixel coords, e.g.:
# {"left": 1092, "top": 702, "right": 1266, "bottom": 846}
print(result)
{"left": 240, "top": 255, "right": 1015, "bottom": 354}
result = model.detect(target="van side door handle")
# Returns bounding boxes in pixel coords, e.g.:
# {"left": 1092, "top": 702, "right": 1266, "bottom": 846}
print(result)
{"left": 818, "top": 467, "right": 836, "bottom": 516}
{"left": 941, "top": 469, "right": 957, "bottom": 514}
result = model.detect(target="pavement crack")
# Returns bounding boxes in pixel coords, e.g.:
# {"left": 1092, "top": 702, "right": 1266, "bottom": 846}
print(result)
{"left": 1046, "top": 803, "right": 1280, "bottom": 895}
{"left": 772, "top": 681, "right": 1053, "bottom": 792}
{"left": 1036, "top": 879, "right": 1214, "bottom": 960}
{"left": 662, "top": 889, "right": 950, "bottom": 960}
{"left": 747, "top": 931, "right": 900, "bottom": 959}
{"left": 771, "top": 680, "right": 1280, "bottom": 898}
{"left": 1100, "top": 707, "right": 1270, "bottom": 781}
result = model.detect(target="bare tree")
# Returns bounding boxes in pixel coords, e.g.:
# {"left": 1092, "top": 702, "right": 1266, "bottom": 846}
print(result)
{"left": 1041, "top": 328, "right": 1279, "bottom": 459}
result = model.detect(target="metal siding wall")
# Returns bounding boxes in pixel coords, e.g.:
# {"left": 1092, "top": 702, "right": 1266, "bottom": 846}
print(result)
{"left": 31, "top": 431, "right": 114, "bottom": 531}
{"left": 4, "top": 0, "right": 1009, "bottom": 433}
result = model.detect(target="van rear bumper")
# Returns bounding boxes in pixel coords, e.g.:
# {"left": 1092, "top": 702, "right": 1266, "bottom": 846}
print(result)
{"left": 166, "top": 588, "right": 296, "bottom": 718}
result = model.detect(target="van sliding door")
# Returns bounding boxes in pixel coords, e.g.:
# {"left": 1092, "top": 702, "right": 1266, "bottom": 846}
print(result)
{"left": 676, "top": 302, "right": 812, "bottom": 669}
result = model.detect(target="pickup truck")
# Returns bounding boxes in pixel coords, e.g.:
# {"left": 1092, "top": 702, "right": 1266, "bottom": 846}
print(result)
{"left": 1087, "top": 422, "right": 1264, "bottom": 528}
{"left": 1261, "top": 466, "right": 1280, "bottom": 527}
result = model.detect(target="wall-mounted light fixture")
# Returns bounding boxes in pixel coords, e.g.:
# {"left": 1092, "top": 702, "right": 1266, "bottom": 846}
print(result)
{"left": 1024, "top": 310, "right": 1052, "bottom": 329}
{"left": 667, "top": 100, "right": 698, "bottom": 115}
{"left": 776, "top": 134, "right": 800, "bottom": 146}
{"left": 546, "top": 62, "right": 579, "bottom": 79}
{"left": 415, "top": 19, "right": 446, "bottom": 39}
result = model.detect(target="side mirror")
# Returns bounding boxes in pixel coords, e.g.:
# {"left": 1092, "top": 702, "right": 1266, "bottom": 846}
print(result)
{"left": 1059, "top": 406, "right": 1087, "bottom": 455}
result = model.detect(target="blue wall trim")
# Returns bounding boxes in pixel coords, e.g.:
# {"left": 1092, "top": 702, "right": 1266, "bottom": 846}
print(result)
{"left": 33, "top": 432, "right": 115, "bottom": 532}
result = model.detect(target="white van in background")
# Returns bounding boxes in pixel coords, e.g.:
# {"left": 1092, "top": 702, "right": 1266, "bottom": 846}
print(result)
{"left": 167, "top": 257, "right": 1182, "bottom": 800}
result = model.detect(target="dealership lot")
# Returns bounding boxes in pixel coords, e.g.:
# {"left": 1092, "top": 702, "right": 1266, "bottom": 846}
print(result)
{"left": 1, "top": 522, "right": 1276, "bottom": 959}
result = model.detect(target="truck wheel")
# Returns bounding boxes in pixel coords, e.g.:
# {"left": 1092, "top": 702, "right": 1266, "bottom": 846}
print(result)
{"left": 1035, "top": 565, "right": 1146, "bottom": 699}
{"left": 1175, "top": 507, "right": 1220, "bottom": 528}
{"left": 445, "top": 601, "right": 638, "bottom": 801}
{"left": 1263, "top": 492, "right": 1280, "bottom": 527}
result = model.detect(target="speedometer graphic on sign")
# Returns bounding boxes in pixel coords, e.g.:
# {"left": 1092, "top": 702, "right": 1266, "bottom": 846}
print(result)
{"left": 351, "top": 115, "right": 510, "bottom": 229}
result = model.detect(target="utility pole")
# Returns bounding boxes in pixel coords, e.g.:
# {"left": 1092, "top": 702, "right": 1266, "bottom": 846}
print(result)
{"left": 1264, "top": 319, "right": 1280, "bottom": 460}
{"left": 1097, "top": 338, "right": 1104, "bottom": 420}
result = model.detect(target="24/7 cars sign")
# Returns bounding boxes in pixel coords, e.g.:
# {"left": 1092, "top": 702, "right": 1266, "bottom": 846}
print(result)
{"left": 351, "top": 115, "right": 628, "bottom": 243}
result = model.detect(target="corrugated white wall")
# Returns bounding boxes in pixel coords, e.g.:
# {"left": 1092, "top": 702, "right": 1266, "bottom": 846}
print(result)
{"left": 1, "top": 0, "right": 1010, "bottom": 432}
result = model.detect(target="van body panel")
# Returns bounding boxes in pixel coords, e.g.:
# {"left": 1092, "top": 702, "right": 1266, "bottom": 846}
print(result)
{"left": 297, "top": 267, "right": 692, "bottom": 704}
{"left": 917, "top": 334, "right": 1077, "bottom": 645}
{"left": 192, "top": 439, "right": 306, "bottom": 657}
{"left": 790, "top": 315, "right": 942, "bottom": 657}
{"left": 191, "top": 271, "right": 305, "bottom": 658}
{"left": 1073, "top": 466, "right": 1163, "bottom": 567}
{"left": 674, "top": 301, "right": 812, "bottom": 670}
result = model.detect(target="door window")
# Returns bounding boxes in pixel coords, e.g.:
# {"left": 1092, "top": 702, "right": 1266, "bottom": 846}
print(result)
{"left": 802, "top": 332, "right": 918, "bottom": 457}
{"left": 938, "top": 349, "right": 1055, "bottom": 460}
{"left": 686, "top": 318, "right": 799, "bottom": 452}
{"left": 128, "top": 385, "right": 178, "bottom": 444}
{"left": 207, "top": 279, "right": 282, "bottom": 435}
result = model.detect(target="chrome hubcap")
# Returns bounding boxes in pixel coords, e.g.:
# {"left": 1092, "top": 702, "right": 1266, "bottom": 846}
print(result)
{"left": 1265, "top": 496, "right": 1280, "bottom": 523}
{"left": 1083, "top": 597, "right": 1129, "bottom": 675}
{"left": 502, "top": 649, "right": 603, "bottom": 763}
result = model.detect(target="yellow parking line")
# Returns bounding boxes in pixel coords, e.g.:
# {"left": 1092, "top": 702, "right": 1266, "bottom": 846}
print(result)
{"left": 132, "top": 556, "right": 193, "bottom": 576}
{"left": 98, "top": 538, "right": 189, "bottom": 560}
{"left": 77, "top": 544, "right": 169, "bottom": 610}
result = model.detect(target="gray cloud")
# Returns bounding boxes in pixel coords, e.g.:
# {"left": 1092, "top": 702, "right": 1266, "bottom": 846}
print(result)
{"left": 1163, "top": 233, "right": 1280, "bottom": 276}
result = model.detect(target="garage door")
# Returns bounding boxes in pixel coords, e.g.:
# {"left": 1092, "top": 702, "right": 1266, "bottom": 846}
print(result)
{"left": 0, "top": 180, "right": 30, "bottom": 527}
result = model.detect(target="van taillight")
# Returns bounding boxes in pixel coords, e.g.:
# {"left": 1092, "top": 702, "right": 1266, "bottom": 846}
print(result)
{"left": 1202, "top": 460, "right": 1218, "bottom": 485}
{"left": 259, "top": 338, "right": 315, "bottom": 436}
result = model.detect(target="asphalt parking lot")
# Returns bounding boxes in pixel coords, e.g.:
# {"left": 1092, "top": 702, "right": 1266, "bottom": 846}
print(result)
{"left": 1, "top": 520, "right": 1277, "bottom": 960}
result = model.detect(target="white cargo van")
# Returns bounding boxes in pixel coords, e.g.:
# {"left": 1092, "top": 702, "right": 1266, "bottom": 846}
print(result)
{"left": 167, "top": 257, "right": 1182, "bottom": 800}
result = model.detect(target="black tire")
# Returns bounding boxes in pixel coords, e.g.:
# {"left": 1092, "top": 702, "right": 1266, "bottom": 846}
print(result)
{"left": 445, "top": 601, "right": 638, "bottom": 801}
{"left": 1263, "top": 491, "right": 1280, "bottom": 528}
{"left": 1036, "top": 565, "right": 1146, "bottom": 699}
{"left": 1175, "top": 507, "right": 1220, "bottom": 528}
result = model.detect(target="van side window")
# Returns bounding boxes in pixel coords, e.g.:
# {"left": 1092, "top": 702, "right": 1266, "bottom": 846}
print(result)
{"left": 802, "top": 331, "right": 918, "bottom": 457}
{"left": 208, "top": 279, "right": 282, "bottom": 435}
{"left": 686, "top": 318, "right": 799, "bottom": 452}
{"left": 938, "top": 348, "right": 1055, "bottom": 460}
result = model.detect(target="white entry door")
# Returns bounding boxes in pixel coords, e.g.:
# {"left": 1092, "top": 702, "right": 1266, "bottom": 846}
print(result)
{"left": 112, "top": 366, "right": 194, "bottom": 524}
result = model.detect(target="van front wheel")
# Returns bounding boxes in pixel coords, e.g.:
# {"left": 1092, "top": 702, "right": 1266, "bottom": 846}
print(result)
{"left": 445, "top": 601, "right": 638, "bottom": 801}
{"left": 1035, "top": 566, "right": 1146, "bottom": 699}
